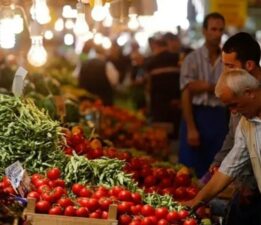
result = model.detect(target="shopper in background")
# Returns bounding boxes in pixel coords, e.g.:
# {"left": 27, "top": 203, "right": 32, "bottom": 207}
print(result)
{"left": 209, "top": 32, "right": 261, "bottom": 225}
{"left": 179, "top": 12, "right": 229, "bottom": 178}
{"left": 145, "top": 36, "right": 181, "bottom": 140}
{"left": 183, "top": 68, "right": 261, "bottom": 225}
{"left": 78, "top": 44, "right": 119, "bottom": 106}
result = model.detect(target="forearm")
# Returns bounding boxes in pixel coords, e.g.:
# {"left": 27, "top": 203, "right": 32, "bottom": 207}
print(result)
{"left": 193, "top": 171, "right": 233, "bottom": 206}
{"left": 187, "top": 81, "right": 215, "bottom": 94}
{"left": 181, "top": 88, "right": 196, "bottom": 129}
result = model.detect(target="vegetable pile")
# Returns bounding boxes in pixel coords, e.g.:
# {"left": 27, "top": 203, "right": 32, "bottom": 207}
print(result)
{"left": 0, "top": 94, "right": 67, "bottom": 177}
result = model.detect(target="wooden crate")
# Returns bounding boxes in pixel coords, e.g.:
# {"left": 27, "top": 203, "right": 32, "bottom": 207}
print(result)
{"left": 23, "top": 198, "right": 118, "bottom": 225}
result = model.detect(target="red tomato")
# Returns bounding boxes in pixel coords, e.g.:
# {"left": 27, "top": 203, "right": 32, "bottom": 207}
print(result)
{"left": 76, "top": 207, "right": 89, "bottom": 217}
{"left": 118, "top": 190, "right": 132, "bottom": 201}
{"left": 131, "top": 205, "right": 142, "bottom": 215}
{"left": 186, "top": 187, "right": 198, "bottom": 199}
{"left": 75, "top": 143, "right": 86, "bottom": 155}
{"left": 34, "top": 178, "right": 49, "bottom": 188}
{"left": 41, "top": 192, "right": 55, "bottom": 203}
{"left": 57, "top": 197, "right": 73, "bottom": 208}
{"left": 71, "top": 133, "right": 84, "bottom": 146}
{"left": 86, "top": 198, "right": 99, "bottom": 212}
{"left": 178, "top": 210, "right": 189, "bottom": 219}
{"left": 64, "top": 205, "right": 76, "bottom": 216}
{"left": 155, "top": 207, "right": 169, "bottom": 220}
{"left": 158, "top": 219, "right": 169, "bottom": 225}
{"left": 119, "top": 214, "right": 132, "bottom": 225}
{"left": 79, "top": 187, "right": 92, "bottom": 197}
{"left": 141, "top": 204, "right": 155, "bottom": 217}
{"left": 31, "top": 173, "right": 44, "bottom": 185}
{"left": 4, "top": 186, "right": 16, "bottom": 195}
{"left": 53, "top": 179, "right": 65, "bottom": 188}
{"left": 183, "top": 218, "right": 198, "bottom": 225}
{"left": 98, "top": 197, "right": 112, "bottom": 210}
{"left": 117, "top": 201, "right": 131, "bottom": 214}
{"left": 52, "top": 186, "right": 65, "bottom": 201}
{"left": 47, "top": 168, "right": 61, "bottom": 180}
{"left": 175, "top": 174, "right": 191, "bottom": 187}
{"left": 93, "top": 189, "right": 109, "bottom": 199}
{"left": 131, "top": 192, "right": 142, "bottom": 204}
{"left": 36, "top": 200, "right": 51, "bottom": 213}
{"left": 37, "top": 184, "right": 51, "bottom": 195}
{"left": 101, "top": 211, "right": 108, "bottom": 219}
{"left": 144, "top": 175, "right": 157, "bottom": 187}
{"left": 49, "top": 206, "right": 63, "bottom": 215}
{"left": 141, "top": 217, "right": 154, "bottom": 225}
{"left": 173, "top": 187, "right": 186, "bottom": 200}
{"left": 2, "top": 176, "right": 11, "bottom": 188}
{"left": 108, "top": 186, "right": 123, "bottom": 196}
{"left": 72, "top": 183, "right": 84, "bottom": 196}
{"left": 27, "top": 191, "right": 40, "bottom": 201}
{"left": 166, "top": 211, "right": 179, "bottom": 223}
{"left": 89, "top": 211, "right": 101, "bottom": 219}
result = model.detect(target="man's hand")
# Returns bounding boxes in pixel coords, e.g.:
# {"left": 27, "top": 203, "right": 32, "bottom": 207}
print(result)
{"left": 181, "top": 199, "right": 197, "bottom": 208}
{"left": 187, "top": 127, "right": 200, "bottom": 147}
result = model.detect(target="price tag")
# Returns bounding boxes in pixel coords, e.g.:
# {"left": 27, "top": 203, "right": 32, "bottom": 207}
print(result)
{"left": 5, "top": 161, "right": 31, "bottom": 197}
{"left": 12, "top": 66, "right": 28, "bottom": 97}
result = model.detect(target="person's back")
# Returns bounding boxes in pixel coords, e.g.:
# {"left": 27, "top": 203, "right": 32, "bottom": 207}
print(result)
{"left": 79, "top": 58, "right": 113, "bottom": 106}
{"left": 146, "top": 38, "right": 181, "bottom": 137}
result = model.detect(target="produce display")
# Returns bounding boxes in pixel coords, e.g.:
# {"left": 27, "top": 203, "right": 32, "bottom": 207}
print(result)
{"left": 80, "top": 102, "right": 170, "bottom": 158}
{"left": 0, "top": 168, "right": 209, "bottom": 225}
{"left": 0, "top": 94, "right": 67, "bottom": 176}
{"left": 0, "top": 64, "right": 214, "bottom": 225}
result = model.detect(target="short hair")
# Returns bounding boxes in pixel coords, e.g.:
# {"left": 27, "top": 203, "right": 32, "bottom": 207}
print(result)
{"left": 203, "top": 12, "right": 225, "bottom": 29}
{"left": 222, "top": 32, "right": 261, "bottom": 65}
{"left": 215, "top": 68, "right": 260, "bottom": 97}
{"left": 163, "top": 32, "right": 179, "bottom": 41}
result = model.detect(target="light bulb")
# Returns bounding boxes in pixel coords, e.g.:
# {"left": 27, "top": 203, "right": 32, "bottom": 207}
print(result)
{"left": 64, "top": 33, "right": 74, "bottom": 46}
{"left": 73, "top": 13, "right": 89, "bottom": 36}
{"left": 0, "top": 18, "right": 16, "bottom": 49}
{"left": 128, "top": 15, "right": 139, "bottom": 30}
{"left": 30, "top": 0, "right": 51, "bottom": 25}
{"left": 13, "top": 14, "right": 24, "bottom": 34}
{"left": 27, "top": 36, "right": 47, "bottom": 67}
{"left": 91, "top": 0, "right": 106, "bottom": 22}
{"left": 54, "top": 18, "right": 64, "bottom": 32}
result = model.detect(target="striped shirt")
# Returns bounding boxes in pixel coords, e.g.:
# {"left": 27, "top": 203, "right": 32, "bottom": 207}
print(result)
{"left": 180, "top": 44, "right": 224, "bottom": 107}
{"left": 219, "top": 117, "right": 261, "bottom": 179}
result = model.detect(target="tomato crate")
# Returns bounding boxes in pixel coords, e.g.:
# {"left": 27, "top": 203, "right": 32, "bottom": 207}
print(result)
{"left": 23, "top": 198, "right": 118, "bottom": 225}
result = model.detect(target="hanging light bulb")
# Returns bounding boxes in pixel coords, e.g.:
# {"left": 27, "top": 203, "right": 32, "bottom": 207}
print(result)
{"left": 128, "top": 15, "right": 139, "bottom": 30}
{"left": 27, "top": 35, "right": 47, "bottom": 67}
{"left": 13, "top": 14, "right": 24, "bottom": 34}
{"left": 30, "top": 0, "right": 51, "bottom": 25}
{"left": 0, "top": 17, "right": 16, "bottom": 49}
{"left": 91, "top": 0, "right": 106, "bottom": 22}
{"left": 102, "top": 3, "right": 113, "bottom": 27}
{"left": 73, "top": 3, "right": 89, "bottom": 36}
{"left": 54, "top": 18, "right": 64, "bottom": 32}
{"left": 128, "top": 7, "right": 139, "bottom": 31}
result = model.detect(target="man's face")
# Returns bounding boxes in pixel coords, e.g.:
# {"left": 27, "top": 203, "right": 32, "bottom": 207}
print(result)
{"left": 222, "top": 52, "right": 244, "bottom": 70}
{"left": 204, "top": 18, "right": 225, "bottom": 47}
{"left": 219, "top": 86, "right": 257, "bottom": 119}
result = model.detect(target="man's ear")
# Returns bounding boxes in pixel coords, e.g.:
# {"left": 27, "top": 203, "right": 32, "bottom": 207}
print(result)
{"left": 245, "top": 60, "right": 255, "bottom": 71}
{"left": 244, "top": 88, "right": 255, "bottom": 98}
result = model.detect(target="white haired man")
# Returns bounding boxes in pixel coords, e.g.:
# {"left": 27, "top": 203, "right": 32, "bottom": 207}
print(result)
{"left": 183, "top": 68, "right": 261, "bottom": 224}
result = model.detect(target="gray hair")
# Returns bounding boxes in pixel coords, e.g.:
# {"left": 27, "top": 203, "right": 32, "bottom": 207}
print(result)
{"left": 215, "top": 68, "right": 260, "bottom": 97}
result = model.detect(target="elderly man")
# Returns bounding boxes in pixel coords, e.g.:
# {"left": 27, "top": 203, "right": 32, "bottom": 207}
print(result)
{"left": 183, "top": 68, "right": 261, "bottom": 224}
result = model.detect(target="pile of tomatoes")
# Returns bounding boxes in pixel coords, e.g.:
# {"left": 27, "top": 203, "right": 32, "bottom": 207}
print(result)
{"left": 24, "top": 167, "right": 204, "bottom": 225}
